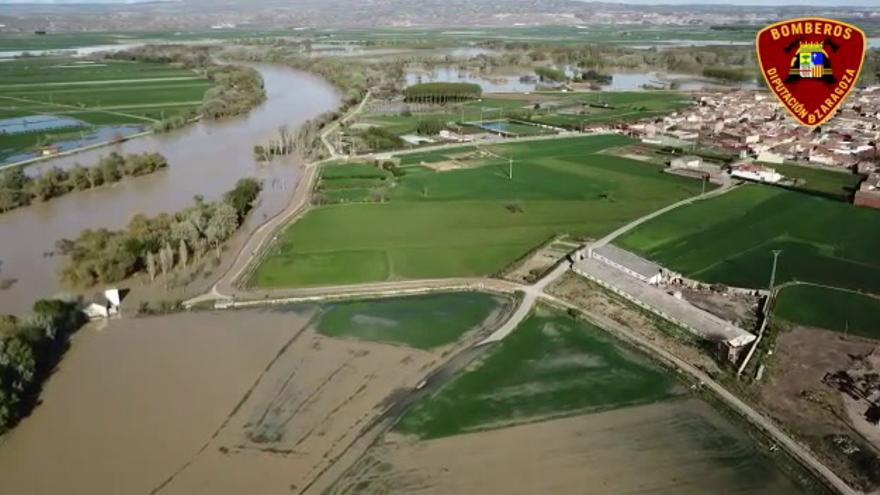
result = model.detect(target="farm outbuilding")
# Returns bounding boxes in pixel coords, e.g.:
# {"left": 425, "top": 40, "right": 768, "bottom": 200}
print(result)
{"left": 589, "top": 244, "right": 665, "bottom": 285}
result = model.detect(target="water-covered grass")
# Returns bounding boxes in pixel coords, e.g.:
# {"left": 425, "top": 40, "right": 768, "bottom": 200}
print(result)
{"left": 316, "top": 292, "right": 506, "bottom": 349}
{"left": 395, "top": 307, "right": 680, "bottom": 438}
{"left": 0, "top": 56, "right": 212, "bottom": 159}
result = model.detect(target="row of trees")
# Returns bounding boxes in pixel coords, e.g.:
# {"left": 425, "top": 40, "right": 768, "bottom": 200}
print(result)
{"left": 0, "top": 152, "right": 168, "bottom": 214}
{"left": 0, "top": 299, "right": 86, "bottom": 433}
{"left": 403, "top": 82, "right": 482, "bottom": 104}
{"left": 58, "top": 178, "right": 261, "bottom": 288}
{"left": 106, "top": 46, "right": 266, "bottom": 124}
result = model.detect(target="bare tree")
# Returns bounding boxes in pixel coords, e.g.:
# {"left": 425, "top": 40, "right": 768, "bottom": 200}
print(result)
{"left": 178, "top": 239, "right": 189, "bottom": 269}
{"left": 158, "top": 244, "right": 172, "bottom": 290}
{"left": 146, "top": 251, "right": 157, "bottom": 282}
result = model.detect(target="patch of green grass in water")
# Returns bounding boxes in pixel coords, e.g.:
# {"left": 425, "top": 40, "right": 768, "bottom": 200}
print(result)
{"left": 316, "top": 291, "right": 504, "bottom": 349}
{"left": 395, "top": 307, "right": 679, "bottom": 439}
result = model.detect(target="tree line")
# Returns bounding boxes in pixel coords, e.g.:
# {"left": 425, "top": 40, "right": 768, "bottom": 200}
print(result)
{"left": 57, "top": 178, "right": 261, "bottom": 288}
{"left": 106, "top": 46, "right": 266, "bottom": 125}
{"left": 403, "top": 82, "right": 482, "bottom": 104}
{"left": 0, "top": 299, "right": 87, "bottom": 433}
{"left": 0, "top": 152, "right": 168, "bottom": 214}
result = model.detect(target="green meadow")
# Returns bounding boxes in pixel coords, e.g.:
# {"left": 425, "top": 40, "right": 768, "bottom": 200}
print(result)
{"left": 529, "top": 91, "right": 690, "bottom": 128}
{"left": 775, "top": 285, "right": 880, "bottom": 340}
{"left": 771, "top": 163, "right": 862, "bottom": 201}
{"left": 617, "top": 185, "right": 880, "bottom": 294}
{"left": 395, "top": 307, "right": 679, "bottom": 438}
{"left": 252, "top": 135, "right": 704, "bottom": 288}
{"left": 316, "top": 292, "right": 506, "bottom": 349}
{"left": 0, "top": 56, "right": 213, "bottom": 159}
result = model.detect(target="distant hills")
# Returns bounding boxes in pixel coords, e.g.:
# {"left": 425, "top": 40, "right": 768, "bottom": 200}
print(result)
{"left": 0, "top": 0, "right": 877, "bottom": 31}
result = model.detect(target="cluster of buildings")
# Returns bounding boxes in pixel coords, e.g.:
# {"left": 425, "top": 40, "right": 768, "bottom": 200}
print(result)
{"left": 630, "top": 86, "right": 880, "bottom": 207}
{"left": 575, "top": 244, "right": 757, "bottom": 364}
{"left": 636, "top": 88, "right": 880, "bottom": 171}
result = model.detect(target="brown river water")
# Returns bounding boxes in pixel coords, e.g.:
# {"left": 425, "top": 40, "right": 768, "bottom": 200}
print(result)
{"left": 0, "top": 63, "right": 340, "bottom": 314}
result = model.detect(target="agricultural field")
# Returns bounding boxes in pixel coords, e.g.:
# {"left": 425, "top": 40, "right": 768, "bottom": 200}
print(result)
{"left": 357, "top": 91, "right": 686, "bottom": 148}
{"left": 315, "top": 162, "right": 395, "bottom": 204}
{"left": 316, "top": 291, "right": 509, "bottom": 349}
{"left": 617, "top": 185, "right": 880, "bottom": 294}
{"left": 252, "top": 134, "right": 705, "bottom": 288}
{"left": 775, "top": 284, "right": 880, "bottom": 340}
{"left": 0, "top": 56, "right": 213, "bottom": 162}
{"left": 528, "top": 91, "right": 690, "bottom": 128}
{"left": 395, "top": 307, "right": 680, "bottom": 438}
{"left": 616, "top": 185, "right": 880, "bottom": 335}
{"left": 770, "top": 163, "right": 863, "bottom": 202}
{"left": 330, "top": 307, "right": 825, "bottom": 495}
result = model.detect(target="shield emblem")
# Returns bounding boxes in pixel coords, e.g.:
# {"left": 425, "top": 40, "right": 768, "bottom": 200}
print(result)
{"left": 756, "top": 18, "right": 867, "bottom": 128}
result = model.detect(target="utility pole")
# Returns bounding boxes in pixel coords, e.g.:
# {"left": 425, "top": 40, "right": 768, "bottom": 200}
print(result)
{"left": 769, "top": 249, "right": 783, "bottom": 293}
{"left": 508, "top": 158, "right": 514, "bottom": 180}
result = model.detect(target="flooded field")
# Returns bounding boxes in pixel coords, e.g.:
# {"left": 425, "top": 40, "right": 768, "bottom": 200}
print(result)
{"left": 404, "top": 66, "right": 758, "bottom": 94}
{"left": 0, "top": 292, "right": 510, "bottom": 495}
{"left": 333, "top": 309, "right": 824, "bottom": 494}
{"left": 0, "top": 63, "right": 340, "bottom": 314}
{"left": 331, "top": 399, "right": 809, "bottom": 495}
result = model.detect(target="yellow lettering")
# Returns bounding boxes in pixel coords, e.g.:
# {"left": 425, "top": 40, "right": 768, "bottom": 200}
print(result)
{"left": 771, "top": 28, "right": 780, "bottom": 40}
{"left": 844, "top": 27, "right": 852, "bottom": 40}
{"left": 823, "top": 23, "right": 833, "bottom": 35}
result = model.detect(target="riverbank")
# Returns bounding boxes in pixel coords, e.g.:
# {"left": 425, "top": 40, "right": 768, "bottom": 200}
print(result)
{"left": 0, "top": 63, "right": 340, "bottom": 315}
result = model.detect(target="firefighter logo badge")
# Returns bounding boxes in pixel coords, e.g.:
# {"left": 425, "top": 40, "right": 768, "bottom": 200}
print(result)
{"left": 756, "top": 18, "right": 867, "bottom": 128}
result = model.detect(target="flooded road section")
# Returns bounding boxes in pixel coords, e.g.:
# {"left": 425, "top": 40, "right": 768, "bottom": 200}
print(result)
{"left": 0, "top": 64, "right": 340, "bottom": 314}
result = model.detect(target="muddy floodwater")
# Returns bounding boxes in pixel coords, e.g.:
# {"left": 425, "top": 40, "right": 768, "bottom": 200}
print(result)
{"left": 0, "top": 63, "right": 340, "bottom": 314}
{"left": 0, "top": 295, "right": 825, "bottom": 495}
{"left": 0, "top": 294, "right": 506, "bottom": 495}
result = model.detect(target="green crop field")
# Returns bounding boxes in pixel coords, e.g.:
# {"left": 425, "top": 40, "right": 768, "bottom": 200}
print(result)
{"left": 617, "top": 185, "right": 880, "bottom": 294}
{"left": 0, "top": 56, "right": 213, "bottom": 161}
{"left": 529, "top": 91, "right": 690, "bottom": 128}
{"left": 252, "top": 134, "right": 704, "bottom": 288}
{"left": 361, "top": 92, "right": 686, "bottom": 138}
{"left": 775, "top": 285, "right": 880, "bottom": 340}
{"left": 395, "top": 307, "right": 679, "bottom": 439}
{"left": 316, "top": 292, "right": 506, "bottom": 349}
{"left": 770, "top": 163, "right": 863, "bottom": 201}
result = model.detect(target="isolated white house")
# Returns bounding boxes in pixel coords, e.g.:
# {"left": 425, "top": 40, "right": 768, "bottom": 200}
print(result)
{"left": 83, "top": 288, "right": 122, "bottom": 319}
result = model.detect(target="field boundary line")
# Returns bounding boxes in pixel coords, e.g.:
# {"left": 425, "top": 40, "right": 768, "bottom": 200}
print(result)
{"left": 0, "top": 95, "right": 157, "bottom": 123}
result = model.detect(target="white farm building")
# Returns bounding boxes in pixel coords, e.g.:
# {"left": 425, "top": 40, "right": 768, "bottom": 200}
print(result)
{"left": 589, "top": 244, "right": 666, "bottom": 285}
{"left": 730, "top": 163, "right": 783, "bottom": 184}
